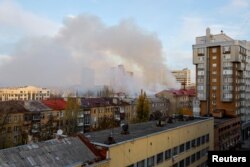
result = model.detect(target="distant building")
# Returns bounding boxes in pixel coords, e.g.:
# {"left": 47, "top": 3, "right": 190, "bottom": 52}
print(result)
{"left": 193, "top": 28, "right": 250, "bottom": 140}
{"left": 85, "top": 116, "right": 214, "bottom": 167}
{"left": 156, "top": 89, "right": 196, "bottom": 115}
{"left": 0, "top": 86, "right": 50, "bottom": 101}
{"left": 172, "top": 68, "right": 191, "bottom": 87}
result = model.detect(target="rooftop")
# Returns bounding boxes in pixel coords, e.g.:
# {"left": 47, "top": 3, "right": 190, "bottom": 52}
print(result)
{"left": 85, "top": 116, "right": 212, "bottom": 147}
{"left": 0, "top": 101, "right": 28, "bottom": 114}
{"left": 214, "top": 117, "right": 240, "bottom": 126}
{"left": 0, "top": 137, "right": 98, "bottom": 167}
{"left": 42, "top": 99, "right": 66, "bottom": 110}
{"left": 24, "top": 100, "right": 52, "bottom": 112}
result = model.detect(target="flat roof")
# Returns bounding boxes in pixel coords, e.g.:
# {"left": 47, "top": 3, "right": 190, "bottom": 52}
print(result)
{"left": 214, "top": 117, "right": 240, "bottom": 126}
{"left": 85, "top": 117, "right": 212, "bottom": 147}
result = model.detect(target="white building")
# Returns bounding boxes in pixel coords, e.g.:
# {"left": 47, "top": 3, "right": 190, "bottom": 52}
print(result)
{"left": 0, "top": 86, "right": 50, "bottom": 101}
{"left": 172, "top": 68, "right": 191, "bottom": 87}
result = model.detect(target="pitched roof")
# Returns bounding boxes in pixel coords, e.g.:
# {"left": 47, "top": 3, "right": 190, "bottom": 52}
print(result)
{"left": 0, "top": 101, "right": 28, "bottom": 114}
{"left": 0, "top": 137, "right": 98, "bottom": 167}
{"left": 24, "top": 101, "right": 52, "bottom": 112}
{"left": 80, "top": 98, "right": 111, "bottom": 108}
{"left": 42, "top": 99, "right": 66, "bottom": 110}
{"left": 156, "top": 89, "right": 196, "bottom": 97}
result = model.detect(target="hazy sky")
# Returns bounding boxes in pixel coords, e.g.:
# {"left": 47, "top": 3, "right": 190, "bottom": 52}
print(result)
{"left": 0, "top": 0, "right": 250, "bottom": 87}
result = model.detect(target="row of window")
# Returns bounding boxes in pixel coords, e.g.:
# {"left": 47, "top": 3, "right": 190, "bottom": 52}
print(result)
{"left": 127, "top": 134, "right": 209, "bottom": 167}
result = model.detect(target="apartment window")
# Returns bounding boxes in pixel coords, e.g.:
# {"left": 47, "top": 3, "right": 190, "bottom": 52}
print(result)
{"left": 186, "top": 141, "right": 191, "bottom": 151}
{"left": 186, "top": 157, "right": 190, "bottom": 166}
{"left": 173, "top": 146, "right": 178, "bottom": 156}
{"left": 157, "top": 152, "right": 163, "bottom": 164}
{"left": 212, "top": 56, "right": 217, "bottom": 59}
{"left": 202, "top": 136, "right": 206, "bottom": 144}
{"left": 212, "top": 71, "right": 217, "bottom": 75}
{"left": 165, "top": 149, "right": 172, "bottom": 160}
{"left": 196, "top": 151, "right": 201, "bottom": 160}
{"left": 197, "top": 64, "right": 204, "bottom": 69}
{"left": 223, "top": 46, "right": 231, "bottom": 54}
{"left": 197, "top": 85, "right": 204, "bottom": 91}
{"left": 198, "top": 48, "right": 205, "bottom": 55}
{"left": 192, "top": 139, "right": 196, "bottom": 148}
{"left": 206, "top": 134, "right": 209, "bottom": 142}
{"left": 179, "top": 159, "right": 185, "bottom": 167}
{"left": 191, "top": 154, "right": 196, "bottom": 163}
{"left": 197, "top": 137, "right": 201, "bottom": 146}
{"left": 212, "top": 86, "right": 217, "bottom": 90}
{"left": 198, "top": 71, "right": 205, "bottom": 76}
{"left": 212, "top": 63, "right": 217, "bottom": 68}
{"left": 179, "top": 143, "right": 185, "bottom": 153}
{"left": 137, "top": 160, "right": 145, "bottom": 167}
{"left": 147, "top": 156, "right": 155, "bottom": 167}
{"left": 223, "top": 70, "right": 233, "bottom": 75}
{"left": 212, "top": 78, "right": 217, "bottom": 82}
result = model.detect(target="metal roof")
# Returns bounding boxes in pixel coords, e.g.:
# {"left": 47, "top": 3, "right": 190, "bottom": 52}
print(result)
{"left": 0, "top": 137, "right": 97, "bottom": 167}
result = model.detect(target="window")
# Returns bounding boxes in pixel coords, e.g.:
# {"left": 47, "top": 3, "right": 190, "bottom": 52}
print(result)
{"left": 212, "top": 71, "right": 217, "bottom": 75}
{"left": 196, "top": 151, "right": 201, "bottom": 160}
{"left": 173, "top": 146, "right": 178, "bottom": 156}
{"left": 223, "top": 54, "right": 231, "bottom": 59}
{"left": 199, "top": 56, "right": 205, "bottom": 61}
{"left": 198, "top": 48, "right": 205, "bottom": 55}
{"left": 186, "top": 157, "right": 190, "bottom": 166}
{"left": 147, "top": 156, "right": 155, "bottom": 167}
{"left": 212, "top": 78, "right": 217, "bottom": 82}
{"left": 212, "top": 56, "right": 217, "bottom": 59}
{"left": 206, "top": 134, "right": 209, "bottom": 142}
{"left": 212, "top": 63, "right": 217, "bottom": 68}
{"left": 197, "top": 137, "right": 201, "bottom": 146}
{"left": 192, "top": 139, "right": 196, "bottom": 148}
{"left": 198, "top": 71, "right": 205, "bottom": 76}
{"left": 179, "top": 144, "right": 185, "bottom": 153}
{"left": 197, "top": 85, "right": 204, "bottom": 91}
{"left": 191, "top": 154, "right": 196, "bottom": 163}
{"left": 157, "top": 152, "right": 163, "bottom": 164}
{"left": 165, "top": 149, "right": 171, "bottom": 160}
{"left": 212, "top": 86, "right": 217, "bottom": 90}
{"left": 186, "top": 141, "right": 191, "bottom": 151}
{"left": 179, "top": 159, "right": 185, "bottom": 167}
{"left": 137, "top": 160, "right": 145, "bottom": 167}
{"left": 223, "top": 46, "right": 231, "bottom": 54}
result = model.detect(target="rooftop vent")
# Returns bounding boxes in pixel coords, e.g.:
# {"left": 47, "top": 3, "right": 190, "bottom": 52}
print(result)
{"left": 105, "top": 132, "right": 116, "bottom": 145}
{"left": 121, "top": 123, "right": 129, "bottom": 134}
{"left": 156, "top": 118, "right": 166, "bottom": 127}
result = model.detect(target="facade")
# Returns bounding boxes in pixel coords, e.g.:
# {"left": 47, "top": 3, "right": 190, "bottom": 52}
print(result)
{"left": 156, "top": 89, "right": 195, "bottom": 115}
{"left": 214, "top": 117, "right": 241, "bottom": 150}
{"left": 0, "top": 86, "right": 50, "bottom": 101}
{"left": 193, "top": 28, "right": 250, "bottom": 140}
{"left": 85, "top": 116, "right": 214, "bottom": 167}
{"left": 172, "top": 68, "right": 191, "bottom": 87}
{"left": 0, "top": 101, "right": 28, "bottom": 149}
{"left": 147, "top": 97, "right": 170, "bottom": 119}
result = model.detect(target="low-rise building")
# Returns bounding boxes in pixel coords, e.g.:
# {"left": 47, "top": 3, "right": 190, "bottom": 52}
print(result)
{"left": 156, "top": 89, "right": 195, "bottom": 115}
{"left": 85, "top": 116, "right": 214, "bottom": 167}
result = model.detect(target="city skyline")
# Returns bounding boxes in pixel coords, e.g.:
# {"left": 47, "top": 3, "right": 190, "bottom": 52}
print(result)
{"left": 0, "top": 0, "right": 250, "bottom": 87}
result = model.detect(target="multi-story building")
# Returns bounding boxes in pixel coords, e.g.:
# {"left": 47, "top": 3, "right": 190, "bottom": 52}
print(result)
{"left": 85, "top": 116, "right": 214, "bottom": 167}
{"left": 214, "top": 117, "right": 241, "bottom": 150}
{"left": 156, "top": 89, "right": 195, "bottom": 115}
{"left": 193, "top": 28, "right": 250, "bottom": 140}
{"left": 0, "top": 101, "right": 28, "bottom": 149}
{"left": 0, "top": 86, "right": 50, "bottom": 101}
{"left": 172, "top": 68, "right": 191, "bottom": 88}
{"left": 147, "top": 97, "right": 170, "bottom": 119}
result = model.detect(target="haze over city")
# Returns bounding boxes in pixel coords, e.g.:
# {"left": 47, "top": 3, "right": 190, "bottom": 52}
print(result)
{"left": 0, "top": 0, "right": 250, "bottom": 93}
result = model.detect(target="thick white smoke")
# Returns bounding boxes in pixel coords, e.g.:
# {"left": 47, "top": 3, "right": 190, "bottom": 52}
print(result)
{"left": 0, "top": 14, "right": 178, "bottom": 94}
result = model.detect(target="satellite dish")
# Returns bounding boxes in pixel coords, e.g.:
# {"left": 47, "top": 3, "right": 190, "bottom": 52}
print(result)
{"left": 57, "top": 129, "right": 63, "bottom": 135}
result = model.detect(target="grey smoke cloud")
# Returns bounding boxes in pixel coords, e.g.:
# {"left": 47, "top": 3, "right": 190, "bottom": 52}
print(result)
{"left": 0, "top": 14, "right": 178, "bottom": 92}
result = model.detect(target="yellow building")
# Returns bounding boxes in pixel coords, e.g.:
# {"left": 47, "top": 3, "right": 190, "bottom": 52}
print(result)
{"left": 172, "top": 68, "right": 191, "bottom": 88}
{"left": 86, "top": 116, "right": 214, "bottom": 167}
{"left": 0, "top": 85, "right": 50, "bottom": 101}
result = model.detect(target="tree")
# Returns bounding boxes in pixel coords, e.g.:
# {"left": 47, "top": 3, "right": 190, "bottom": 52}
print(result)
{"left": 64, "top": 97, "right": 81, "bottom": 135}
{"left": 136, "top": 90, "right": 150, "bottom": 122}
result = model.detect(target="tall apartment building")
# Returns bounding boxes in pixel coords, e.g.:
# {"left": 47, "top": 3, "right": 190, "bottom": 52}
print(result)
{"left": 193, "top": 28, "right": 250, "bottom": 140}
{"left": 0, "top": 86, "right": 50, "bottom": 101}
{"left": 172, "top": 68, "right": 191, "bottom": 87}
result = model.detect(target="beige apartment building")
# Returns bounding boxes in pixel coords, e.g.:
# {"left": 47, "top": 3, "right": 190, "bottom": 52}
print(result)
{"left": 172, "top": 68, "right": 191, "bottom": 88}
{"left": 193, "top": 28, "right": 250, "bottom": 140}
{"left": 86, "top": 116, "right": 214, "bottom": 167}
{"left": 0, "top": 86, "right": 50, "bottom": 101}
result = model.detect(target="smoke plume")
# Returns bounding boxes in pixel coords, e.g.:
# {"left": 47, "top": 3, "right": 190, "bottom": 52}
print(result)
{"left": 0, "top": 14, "right": 178, "bottom": 94}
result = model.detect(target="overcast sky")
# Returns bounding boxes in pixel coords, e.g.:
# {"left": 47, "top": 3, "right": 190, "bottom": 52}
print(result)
{"left": 0, "top": 0, "right": 250, "bottom": 88}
